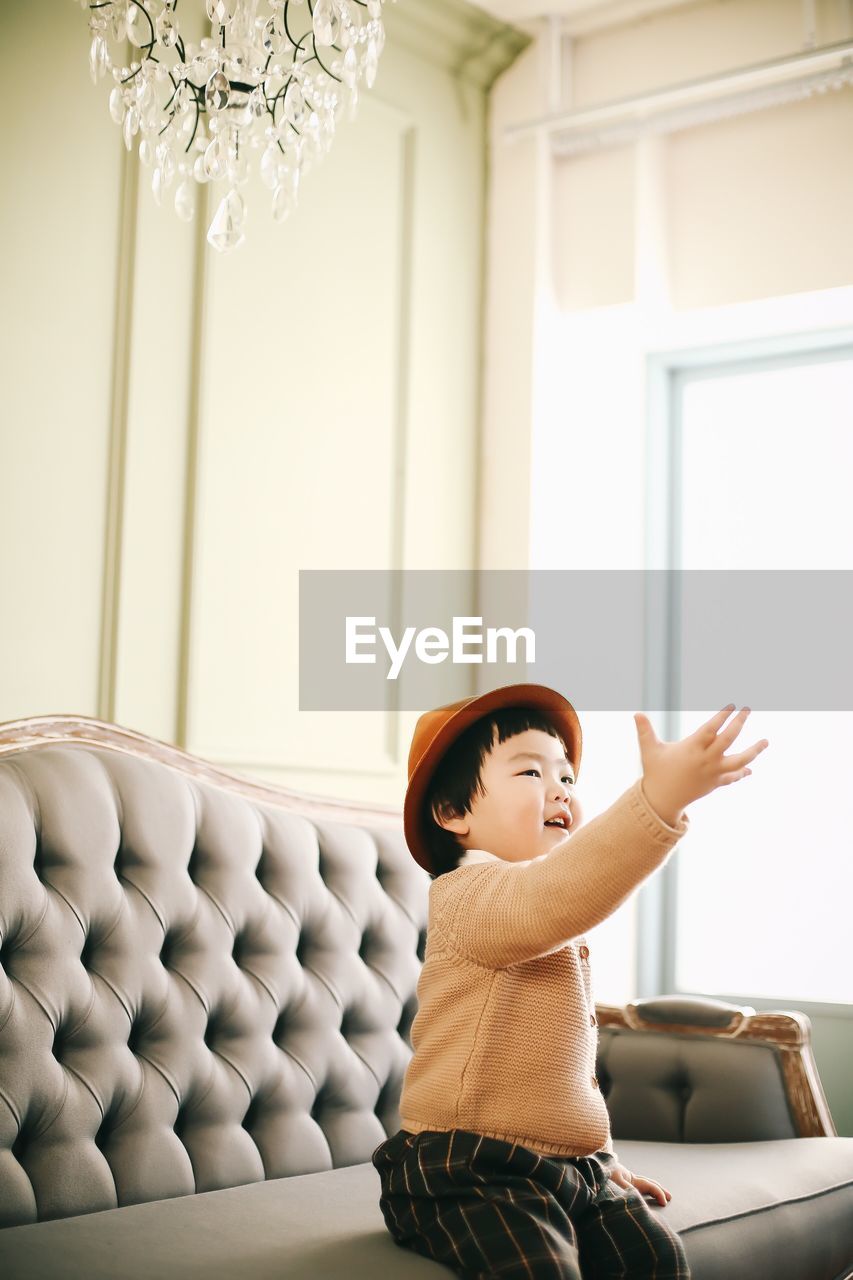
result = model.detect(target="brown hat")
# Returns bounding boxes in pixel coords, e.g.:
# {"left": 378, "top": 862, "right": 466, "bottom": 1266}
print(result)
{"left": 403, "top": 682, "right": 583, "bottom": 874}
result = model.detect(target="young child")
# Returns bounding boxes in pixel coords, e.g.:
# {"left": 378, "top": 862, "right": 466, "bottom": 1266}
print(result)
{"left": 372, "top": 681, "right": 768, "bottom": 1280}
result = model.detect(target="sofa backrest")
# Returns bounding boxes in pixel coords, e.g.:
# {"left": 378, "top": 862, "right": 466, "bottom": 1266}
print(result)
{"left": 0, "top": 717, "right": 834, "bottom": 1229}
{"left": 0, "top": 718, "right": 423, "bottom": 1228}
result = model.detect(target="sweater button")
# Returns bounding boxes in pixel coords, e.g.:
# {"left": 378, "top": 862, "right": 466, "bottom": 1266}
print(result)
{"left": 579, "top": 945, "right": 590, "bottom": 959}
{"left": 590, "top": 1013, "right": 597, "bottom": 1026}
{"left": 591, "top": 1074, "right": 599, "bottom": 1088}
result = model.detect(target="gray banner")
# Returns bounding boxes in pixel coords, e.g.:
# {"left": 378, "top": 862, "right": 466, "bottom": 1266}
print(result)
{"left": 298, "top": 569, "right": 853, "bottom": 711}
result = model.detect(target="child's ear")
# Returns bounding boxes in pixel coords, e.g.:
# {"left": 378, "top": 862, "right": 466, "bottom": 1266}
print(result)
{"left": 430, "top": 798, "right": 469, "bottom": 836}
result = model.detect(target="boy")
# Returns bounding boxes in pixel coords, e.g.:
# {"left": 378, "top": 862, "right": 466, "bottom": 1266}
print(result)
{"left": 372, "top": 681, "right": 768, "bottom": 1279}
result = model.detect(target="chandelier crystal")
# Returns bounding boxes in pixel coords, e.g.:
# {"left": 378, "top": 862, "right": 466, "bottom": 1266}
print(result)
{"left": 80, "top": 0, "right": 393, "bottom": 253}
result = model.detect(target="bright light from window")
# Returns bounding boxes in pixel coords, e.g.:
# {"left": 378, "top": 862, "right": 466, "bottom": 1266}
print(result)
{"left": 674, "top": 352, "right": 853, "bottom": 1005}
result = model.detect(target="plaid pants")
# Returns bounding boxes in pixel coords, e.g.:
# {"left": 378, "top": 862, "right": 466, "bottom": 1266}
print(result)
{"left": 371, "top": 1128, "right": 692, "bottom": 1280}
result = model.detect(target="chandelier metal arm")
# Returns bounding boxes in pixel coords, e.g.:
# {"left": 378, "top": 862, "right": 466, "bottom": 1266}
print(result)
{"left": 304, "top": 0, "right": 345, "bottom": 83}
{"left": 91, "top": 0, "right": 155, "bottom": 83}
{"left": 127, "top": 0, "right": 157, "bottom": 57}
{"left": 270, "top": 16, "right": 311, "bottom": 131}
{"left": 160, "top": 68, "right": 181, "bottom": 111}
{"left": 282, "top": 2, "right": 301, "bottom": 52}
{"left": 148, "top": 61, "right": 203, "bottom": 147}
{"left": 308, "top": 45, "right": 343, "bottom": 84}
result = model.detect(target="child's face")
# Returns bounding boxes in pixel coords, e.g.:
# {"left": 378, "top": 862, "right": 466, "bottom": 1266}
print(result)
{"left": 436, "top": 727, "right": 581, "bottom": 864}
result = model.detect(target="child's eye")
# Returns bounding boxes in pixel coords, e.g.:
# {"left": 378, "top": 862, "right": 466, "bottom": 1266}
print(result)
{"left": 521, "top": 769, "right": 575, "bottom": 785}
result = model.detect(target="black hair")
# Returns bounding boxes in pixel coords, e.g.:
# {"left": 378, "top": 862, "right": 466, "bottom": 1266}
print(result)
{"left": 423, "top": 706, "right": 573, "bottom": 880}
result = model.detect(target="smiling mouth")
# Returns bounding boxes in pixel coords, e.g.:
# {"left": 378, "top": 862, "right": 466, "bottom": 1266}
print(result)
{"left": 544, "top": 819, "right": 568, "bottom": 830}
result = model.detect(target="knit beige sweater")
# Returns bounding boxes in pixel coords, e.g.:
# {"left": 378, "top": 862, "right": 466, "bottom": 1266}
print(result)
{"left": 398, "top": 778, "right": 691, "bottom": 1160}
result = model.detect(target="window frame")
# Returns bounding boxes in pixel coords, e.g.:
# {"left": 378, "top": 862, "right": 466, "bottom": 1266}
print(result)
{"left": 637, "top": 324, "right": 853, "bottom": 1020}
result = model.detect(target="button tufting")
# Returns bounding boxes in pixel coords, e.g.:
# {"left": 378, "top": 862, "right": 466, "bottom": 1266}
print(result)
{"left": 11, "top": 1127, "right": 27, "bottom": 1162}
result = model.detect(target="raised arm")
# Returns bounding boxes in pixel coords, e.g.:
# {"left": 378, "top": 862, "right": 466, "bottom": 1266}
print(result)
{"left": 435, "top": 704, "right": 769, "bottom": 970}
{"left": 436, "top": 778, "right": 688, "bottom": 968}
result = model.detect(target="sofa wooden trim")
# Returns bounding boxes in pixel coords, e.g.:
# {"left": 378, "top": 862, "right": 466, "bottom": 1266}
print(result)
{"left": 0, "top": 714, "right": 403, "bottom": 829}
{"left": 596, "top": 1002, "right": 837, "bottom": 1139}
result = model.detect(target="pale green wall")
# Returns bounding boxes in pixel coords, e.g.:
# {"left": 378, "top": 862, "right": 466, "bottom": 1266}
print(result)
{"left": 0, "top": 0, "right": 526, "bottom": 810}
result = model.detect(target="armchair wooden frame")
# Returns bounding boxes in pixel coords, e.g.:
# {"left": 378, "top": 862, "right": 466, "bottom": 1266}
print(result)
{"left": 595, "top": 1001, "right": 837, "bottom": 1138}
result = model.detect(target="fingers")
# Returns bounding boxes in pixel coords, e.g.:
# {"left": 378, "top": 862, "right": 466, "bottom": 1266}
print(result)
{"left": 631, "top": 1176, "right": 671, "bottom": 1205}
{"left": 718, "top": 765, "right": 754, "bottom": 785}
{"left": 698, "top": 704, "right": 738, "bottom": 735}
{"left": 721, "top": 739, "right": 770, "bottom": 771}
{"left": 633, "top": 712, "right": 658, "bottom": 742}
{"left": 711, "top": 704, "right": 753, "bottom": 749}
{"left": 705, "top": 708, "right": 771, "bottom": 774}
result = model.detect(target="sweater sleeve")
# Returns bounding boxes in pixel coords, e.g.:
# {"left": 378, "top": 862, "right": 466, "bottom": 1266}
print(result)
{"left": 438, "top": 778, "right": 689, "bottom": 970}
{"left": 602, "top": 1132, "right": 618, "bottom": 1160}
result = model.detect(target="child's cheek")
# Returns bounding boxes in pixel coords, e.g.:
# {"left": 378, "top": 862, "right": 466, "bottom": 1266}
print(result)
{"left": 570, "top": 794, "right": 584, "bottom": 830}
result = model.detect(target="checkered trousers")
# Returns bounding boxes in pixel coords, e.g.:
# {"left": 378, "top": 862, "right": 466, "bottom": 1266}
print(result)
{"left": 371, "top": 1127, "right": 692, "bottom": 1280}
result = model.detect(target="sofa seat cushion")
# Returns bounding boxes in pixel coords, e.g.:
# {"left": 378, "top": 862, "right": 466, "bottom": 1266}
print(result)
{"left": 1, "top": 1138, "right": 851, "bottom": 1280}
{"left": 617, "top": 1137, "right": 853, "bottom": 1280}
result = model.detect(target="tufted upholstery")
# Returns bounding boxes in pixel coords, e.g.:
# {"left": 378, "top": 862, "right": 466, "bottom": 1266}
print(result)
{"left": 1, "top": 721, "right": 852, "bottom": 1280}
{"left": 0, "top": 735, "right": 423, "bottom": 1227}
{"left": 598, "top": 1020, "right": 798, "bottom": 1143}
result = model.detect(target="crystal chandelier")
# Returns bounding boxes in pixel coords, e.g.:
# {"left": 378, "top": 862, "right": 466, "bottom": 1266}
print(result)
{"left": 81, "top": 0, "right": 394, "bottom": 252}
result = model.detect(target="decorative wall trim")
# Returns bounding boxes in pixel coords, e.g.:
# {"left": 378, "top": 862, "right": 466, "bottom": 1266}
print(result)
{"left": 384, "top": 123, "right": 418, "bottom": 771}
{"left": 176, "top": 753, "right": 401, "bottom": 777}
{"left": 98, "top": 126, "right": 139, "bottom": 724}
{"left": 384, "top": 0, "right": 530, "bottom": 88}
{"left": 175, "top": 178, "right": 212, "bottom": 753}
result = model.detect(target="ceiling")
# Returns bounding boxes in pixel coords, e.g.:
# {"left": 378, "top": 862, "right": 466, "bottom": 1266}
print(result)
{"left": 467, "top": 0, "right": 701, "bottom": 35}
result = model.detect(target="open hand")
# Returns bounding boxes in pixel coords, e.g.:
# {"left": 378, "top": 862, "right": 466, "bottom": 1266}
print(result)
{"left": 609, "top": 1161, "right": 671, "bottom": 1206}
{"left": 634, "top": 704, "right": 769, "bottom": 826}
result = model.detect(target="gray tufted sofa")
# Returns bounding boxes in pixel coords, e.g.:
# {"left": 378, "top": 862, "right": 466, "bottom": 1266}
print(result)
{"left": 0, "top": 716, "right": 851, "bottom": 1280}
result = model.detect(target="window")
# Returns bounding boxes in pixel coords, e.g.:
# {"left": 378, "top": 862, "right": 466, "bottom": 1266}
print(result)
{"left": 668, "top": 343, "right": 853, "bottom": 1005}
